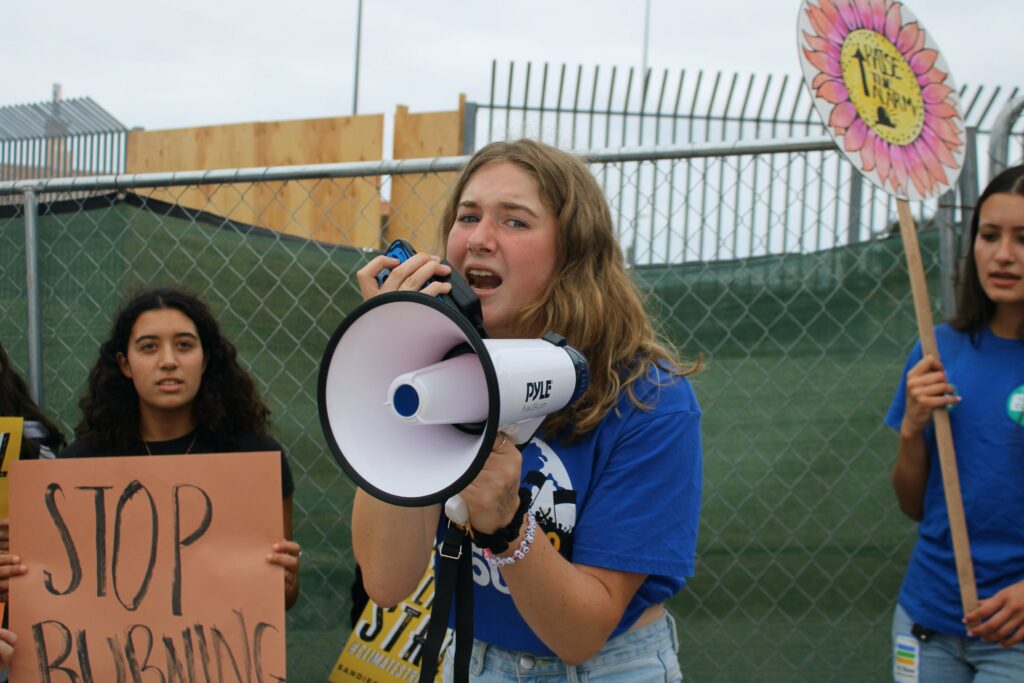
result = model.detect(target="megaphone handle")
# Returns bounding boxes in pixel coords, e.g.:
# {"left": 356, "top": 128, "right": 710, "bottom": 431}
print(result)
{"left": 444, "top": 429, "right": 530, "bottom": 527}
{"left": 445, "top": 495, "right": 470, "bottom": 526}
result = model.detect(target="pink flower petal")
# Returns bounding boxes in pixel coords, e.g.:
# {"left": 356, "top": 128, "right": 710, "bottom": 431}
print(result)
{"left": 868, "top": 0, "right": 887, "bottom": 32}
{"left": 913, "top": 138, "right": 949, "bottom": 188}
{"left": 902, "top": 143, "right": 934, "bottom": 197}
{"left": 910, "top": 49, "right": 938, "bottom": 75}
{"left": 818, "top": 79, "right": 849, "bottom": 104}
{"left": 912, "top": 25, "right": 926, "bottom": 54}
{"left": 803, "top": 31, "right": 831, "bottom": 54}
{"left": 917, "top": 67, "right": 948, "bottom": 87}
{"left": 809, "top": 4, "right": 846, "bottom": 44}
{"left": 836, "top": 0, "right": 861, "bottom": 31}
{"left": 829, "top": 101, "right": 858, "bottom": 128}
{"left": 884, "top": 3, "right": 902, "bottom": 42}
{"left": 920, "top": 126, "right": 958, "bottom": 168}
{"left": 897, "top": 22, "right": 920, "bottom": 55}
{"left": 921, "top": 82, "right": 953, "bottom": 104}
{"left": 875, "top": 136, "right": 891, "bottom": 183}
{"left": 925, "top": 100, "right": 960, "bottom": 120}
{"left": 803, "top": 47, "right": 842, "bottom": 78}
{"left": 859, "top": 131, "right": 878, "bottom": 171}
{"left": 927, "top": 115, "right": 963, "bottom": 146}
{"left": 848, "top": 0, "right": 868, "bottom": 28}
{"left": 890, "top": 146, "right": 909, "bottom": 194}
{"left": 812, "top": 72, "right": 833, "bottom": 90}
{"left": 807, "top": 4, "right": 833, "bottom": 39}
{"left": 845, "top": 119, "right": 869, "bottom": 152}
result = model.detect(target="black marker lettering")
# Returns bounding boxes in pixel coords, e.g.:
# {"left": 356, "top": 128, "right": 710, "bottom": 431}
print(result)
{"left": 43, "top": 483, "right": 83, "bottom": 596}
{"left": 77, "top": 485, "right": 113, "bottom": 597}
{"left": 112, "top": 481, "right": 158, "bottom": 611}
{"left": 172, "top": 484, "right": 213, "bottom": 616}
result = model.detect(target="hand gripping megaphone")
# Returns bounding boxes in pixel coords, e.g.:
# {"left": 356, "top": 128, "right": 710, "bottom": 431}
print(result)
{"left": 317, "top": 291, "right": 589, "bottom": 517}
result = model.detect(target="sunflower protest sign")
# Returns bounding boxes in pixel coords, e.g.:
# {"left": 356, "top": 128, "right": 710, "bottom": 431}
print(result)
{"left": 797, "top": 0, "right": 975, "bottom": 615}
{"left": 798, "top": 0, "right": 965, "bottom": 200}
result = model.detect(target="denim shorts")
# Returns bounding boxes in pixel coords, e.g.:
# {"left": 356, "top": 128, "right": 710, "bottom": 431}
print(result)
{"left": 892, "top": 603, "right": 1024, "bottom": 682}
{"left": 443, "top": 612, "right": 683, "bottom": 682}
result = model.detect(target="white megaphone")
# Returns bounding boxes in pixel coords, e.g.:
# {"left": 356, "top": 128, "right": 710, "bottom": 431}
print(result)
{"left": 318, "top": 291, "right": 589, "bottom": 521}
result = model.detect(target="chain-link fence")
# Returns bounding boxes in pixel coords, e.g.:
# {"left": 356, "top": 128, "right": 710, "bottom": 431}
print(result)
{"left": 0, "top": 136, "right": 985, "bottom": 681}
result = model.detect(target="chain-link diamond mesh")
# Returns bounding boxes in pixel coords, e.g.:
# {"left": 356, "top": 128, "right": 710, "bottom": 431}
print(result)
{"left": 1, "top": 143, "right": 966, "bottom": 681}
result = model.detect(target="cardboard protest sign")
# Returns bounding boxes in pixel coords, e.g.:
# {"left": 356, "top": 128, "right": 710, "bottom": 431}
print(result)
{"left": 330, "top": 555, "right": 449, "bottom": 683}
{"left": 0, "top": 417, "right": 24, "bottom": 517}
{"left": 8, "top": 451, "right": 286, "bottom": 682}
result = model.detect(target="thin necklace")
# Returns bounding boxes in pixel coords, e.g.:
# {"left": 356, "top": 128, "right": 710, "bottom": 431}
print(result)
{"left": 143, "top": 431, "right": 199, "bottom": 456}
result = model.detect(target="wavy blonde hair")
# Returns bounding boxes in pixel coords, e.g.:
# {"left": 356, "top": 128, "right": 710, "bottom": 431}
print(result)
{"left": 438, "top": 139, "right": 700, "bottom": 441}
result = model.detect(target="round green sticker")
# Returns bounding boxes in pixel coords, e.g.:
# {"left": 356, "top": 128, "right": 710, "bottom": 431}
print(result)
{"left": 1009, "top": 385, "right": 1024, "bottom": 425}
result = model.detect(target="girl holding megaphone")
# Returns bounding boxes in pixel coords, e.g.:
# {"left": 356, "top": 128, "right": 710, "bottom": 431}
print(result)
{"left": 351, "top": 139, "right": 703, "bottom": 682}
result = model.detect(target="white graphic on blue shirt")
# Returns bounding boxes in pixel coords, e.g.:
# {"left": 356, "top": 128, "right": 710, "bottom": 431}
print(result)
{"left": 470, "top": 436, "right": 578, "bottom": 594}
{"left": 522, "top": 437, "right": 577, "bottom": 557}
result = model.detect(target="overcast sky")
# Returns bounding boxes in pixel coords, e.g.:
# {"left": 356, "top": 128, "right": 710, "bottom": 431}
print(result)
{"left": 6, "top": 0, "right": 1021, "bottom": 135}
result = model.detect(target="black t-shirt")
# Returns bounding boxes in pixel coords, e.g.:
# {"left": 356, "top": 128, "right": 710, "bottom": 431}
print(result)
{"left": 60, "top": 429, "right": 295, "bottom": 498}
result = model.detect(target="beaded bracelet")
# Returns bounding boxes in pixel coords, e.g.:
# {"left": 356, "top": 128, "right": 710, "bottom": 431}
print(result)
{"left": 483, "top": 512, "right": 537, "bottom": 569}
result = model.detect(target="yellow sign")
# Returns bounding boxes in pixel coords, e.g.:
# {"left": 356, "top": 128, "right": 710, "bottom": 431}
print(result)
{"left": 331, "top": 558, "right": 449, "bottom": 683}
{"left": 839, "top": 29, "right": 925, "bottom": 146}
{"left": 0, "top": 417, "right": 24, "bottom": 517}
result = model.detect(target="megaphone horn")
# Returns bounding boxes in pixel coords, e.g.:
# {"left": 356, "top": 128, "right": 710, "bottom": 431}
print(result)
{"left": 318, "top": 291, "right": 588, "bottom": 508}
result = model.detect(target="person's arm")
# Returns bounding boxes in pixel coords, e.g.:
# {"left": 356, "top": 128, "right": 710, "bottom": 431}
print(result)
{"left": 891, "top": 355, "right": 958, "bottom": 521}
{"left": 458, "top": 434, "right": 658, "bottom": 664}
{"left": 345, "top": 251, "right": 452, "bottom": 607}
{"left": 351, "top": 491, "right": 440, "bottom": 607}
{"left": 267, "top": 496, "right": 301, "bottom": 609}
{"left": 497, "top": 519, "right": 647, "bottom": 664}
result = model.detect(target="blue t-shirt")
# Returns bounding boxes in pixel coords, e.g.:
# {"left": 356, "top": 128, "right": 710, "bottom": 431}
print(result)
{"left": 885, "top": 324, "right": 1024, "bottom": 636}
{"left": 440, "top": 365, "right": 703, "bottom": 655}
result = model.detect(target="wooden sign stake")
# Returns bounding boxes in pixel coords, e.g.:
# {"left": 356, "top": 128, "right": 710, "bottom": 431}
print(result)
{"left": 896, "top": 198, "right": 978, "bottom": 614}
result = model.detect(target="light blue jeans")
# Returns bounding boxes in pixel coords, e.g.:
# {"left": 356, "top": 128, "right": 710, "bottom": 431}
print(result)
{"left": 892, "top": 603, "right": 1024, "bottom": 682}
{"left": 443, "top": 612, "right": 682, "bottom": 682}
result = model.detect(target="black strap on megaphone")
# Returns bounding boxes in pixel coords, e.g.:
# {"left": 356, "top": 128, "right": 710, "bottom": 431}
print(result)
{"left": 419, "top": 488, "right": 533, "bottom": 682}
{"left": 419, "top": 521, "right": 474, "bottom": 683}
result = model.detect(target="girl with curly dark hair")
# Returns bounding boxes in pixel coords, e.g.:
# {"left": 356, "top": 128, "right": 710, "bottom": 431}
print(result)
{"left": 0, "top": 341, "right": 68, "bottom": 635}
{"left": 0, "top": 342, "right": 65, "bottom": 460}
{"left": 59, "top": 286, "right": 301, "bottom": 608}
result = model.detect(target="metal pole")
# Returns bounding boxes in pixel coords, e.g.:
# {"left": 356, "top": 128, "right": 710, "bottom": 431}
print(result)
{"left": 987, "top": 95, "right": 1024, "bottom": 179}
{"left": 23, "top": 187, "right": 44, "bottom": 407}
{"left": 845, "top": 170, "right": 863, "bottom": 245}
{"left": 352, "top": 0, "right": 363, "bottom": 115}
{"left": 641, "top": 0, "right": 651, "bottom": 97}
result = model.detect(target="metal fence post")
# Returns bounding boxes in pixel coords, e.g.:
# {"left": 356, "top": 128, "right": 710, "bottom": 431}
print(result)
{"left": 22, "top": 186, "right": 44, "bottom": 407}
{"left": 462, "top": 101, "right": 478, "bottom": 155}
{"left": 936, "top": 186, "right": 957, "bottom": 318}
{"left": 846, "top": 169, "right": 862, "bottom": 245}
{"left": 957, "top": 128, "right": 980, "bottom": 275}
{"left": 988, "top": 95, "right": 1024, "bottom": 178}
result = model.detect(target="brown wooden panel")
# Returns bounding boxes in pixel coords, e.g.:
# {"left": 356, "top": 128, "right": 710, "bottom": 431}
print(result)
{"left": 389, "top": 95, "right": 465, "bottom": 252}
{"left": 125, "top": 115, "right": 384, "bottom": 247}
